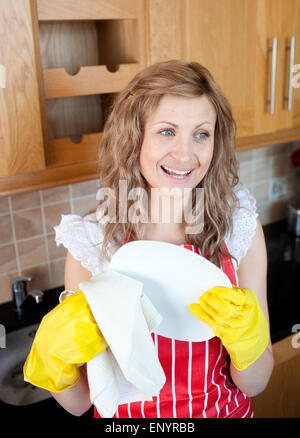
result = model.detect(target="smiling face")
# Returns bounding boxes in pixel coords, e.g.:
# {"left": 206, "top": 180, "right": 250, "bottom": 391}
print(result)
{"left": 139, "top": 94, "right": 216, "bottom": 194}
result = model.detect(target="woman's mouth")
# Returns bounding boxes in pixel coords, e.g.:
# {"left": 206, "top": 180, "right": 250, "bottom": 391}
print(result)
{"left": 160, "top": 165, "right": 194, "bottom": 181}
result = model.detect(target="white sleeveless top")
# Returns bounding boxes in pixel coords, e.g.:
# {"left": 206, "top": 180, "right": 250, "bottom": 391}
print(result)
{"left": 53, "top": 187, "right": 258, "bottom": 278}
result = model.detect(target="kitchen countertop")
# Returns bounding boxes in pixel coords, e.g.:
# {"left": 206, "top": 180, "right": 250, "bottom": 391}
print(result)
{"left": 263, "top": 220, "right": 300, "bottom": 343}
{"left": 0, "top": 396, "right": 94, "bottom": 420}
{"left": 0, "top": 286, "right": 94, "bottom": 420}
{"left": 0, "top": 286, "right": 64, "bottom": 334}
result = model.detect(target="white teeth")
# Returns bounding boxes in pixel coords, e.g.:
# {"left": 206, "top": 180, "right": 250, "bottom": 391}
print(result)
{"left": 170, "top": 174, "right": 187, "bottom": 179}
{"left": 162, "top": 165, "right": 192, "bottom": 176}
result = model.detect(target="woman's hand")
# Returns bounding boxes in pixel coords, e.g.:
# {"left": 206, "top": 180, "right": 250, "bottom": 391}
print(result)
{"left": 24, "top": 290, "right": 108, "bottom": 393}
{"left": 189, "top": 285, "right": 269, "bottom": 370}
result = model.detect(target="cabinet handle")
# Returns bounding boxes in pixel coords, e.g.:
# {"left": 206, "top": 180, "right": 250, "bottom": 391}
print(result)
{"left": 287, "top": 36, "right": 295, "bottom": 111}
{"left": 268, "top": 37, "right": 278, "bottom": 115}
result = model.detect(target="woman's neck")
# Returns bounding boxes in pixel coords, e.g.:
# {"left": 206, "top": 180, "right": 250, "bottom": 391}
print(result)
{"left": 140, "top": 222, "right": 187, "bottom": 245}
{"left": 134, "top": 191, "right": 191, "bottom": 244}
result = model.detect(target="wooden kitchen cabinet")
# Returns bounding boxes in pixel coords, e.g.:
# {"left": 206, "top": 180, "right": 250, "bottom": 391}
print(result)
{"left": 251, "top": 334, "right": 300, "bottom": 418}
{"left": 253, "top": 0, "right": 300, "bottom": 136}
{"left": 0, "top": 0, "right": 46, "bottom": 178}
{"left": 292, "top": 1, "right": 300, "bottom": 129}
{"left": 150, "top": 0, "right": 258, "bottom": 139}
{"left": 0, "top": 0, "right": 149, "bottom": 196}
{"left": 149, "top": 0, "right": 300, "bottom": 150}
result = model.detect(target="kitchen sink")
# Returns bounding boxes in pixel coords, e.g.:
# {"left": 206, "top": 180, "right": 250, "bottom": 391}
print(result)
{"left": 0, "top": 323, "right": 51, "bottom": 406}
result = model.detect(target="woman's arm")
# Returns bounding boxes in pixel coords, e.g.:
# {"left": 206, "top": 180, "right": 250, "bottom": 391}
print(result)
{"left": 50, "top": 251, "right": 94, "bottom": 416}
{"left": 230, "top": 218, "right": 274, "bottom": 397}
{"left": 51, "top": 364, "right": 91, "bottom": 416}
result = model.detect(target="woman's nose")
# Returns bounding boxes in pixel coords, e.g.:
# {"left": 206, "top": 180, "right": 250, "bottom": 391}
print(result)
{"left": 169, "top": 135, "right": 193, "bottom": 161}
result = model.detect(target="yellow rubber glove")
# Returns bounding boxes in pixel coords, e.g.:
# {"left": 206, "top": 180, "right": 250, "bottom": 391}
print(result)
{"left": 24, "top": 290, "right": 108, "bottom": 392}
{"left": 189, "top": 286, "right": 269, "bottom": 370}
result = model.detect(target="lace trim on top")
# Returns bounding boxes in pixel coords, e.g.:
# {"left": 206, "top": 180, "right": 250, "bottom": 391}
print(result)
{"left": 225, "top": 187, "right": 258, "bottom": 270}
{"left": 53, "top": 214, "right": 108, "bottom": 276}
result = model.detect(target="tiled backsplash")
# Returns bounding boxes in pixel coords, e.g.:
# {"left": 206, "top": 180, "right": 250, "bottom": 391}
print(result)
{"left": 0, "top": 142, "right": 299, "bottom": 303}
{"left": 237, "top": 142, "right": 299, "bottom": 224}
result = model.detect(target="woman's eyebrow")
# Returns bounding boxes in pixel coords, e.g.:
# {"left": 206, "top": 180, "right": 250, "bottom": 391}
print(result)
{"left": 154, "top": 121, "right": 213, "bottom": 128}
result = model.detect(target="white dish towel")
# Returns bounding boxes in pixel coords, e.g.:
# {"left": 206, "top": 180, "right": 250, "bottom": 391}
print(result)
{"left": 72, "top": 269, "right": 166, "bottom": 418}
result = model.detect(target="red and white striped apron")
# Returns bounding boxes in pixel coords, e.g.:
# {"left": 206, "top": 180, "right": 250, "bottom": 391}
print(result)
{"left": 94, "top": 242, "right": 254, "bottom": 418}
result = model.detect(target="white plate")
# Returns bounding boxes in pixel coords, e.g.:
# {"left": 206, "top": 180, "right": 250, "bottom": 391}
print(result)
{"left": 109, "top": 240, "right": 232, "bottom": 342}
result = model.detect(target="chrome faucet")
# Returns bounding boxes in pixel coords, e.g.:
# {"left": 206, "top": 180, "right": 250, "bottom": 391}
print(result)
{"left": 11, "top": 276, "right": 44, "bottom": 317}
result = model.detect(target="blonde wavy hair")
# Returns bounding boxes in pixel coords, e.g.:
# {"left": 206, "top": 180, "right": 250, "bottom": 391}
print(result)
{"left": 95, "top": 60, "right": 239, "bottom": 267}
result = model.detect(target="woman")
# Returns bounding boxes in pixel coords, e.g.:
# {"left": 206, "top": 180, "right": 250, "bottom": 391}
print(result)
{"left": 24, "top": 60, "right": 274, "bottom": 418}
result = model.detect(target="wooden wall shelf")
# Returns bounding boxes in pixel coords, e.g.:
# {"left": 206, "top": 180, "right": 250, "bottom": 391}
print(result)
{"left": 37, "top": 0, "right": 139, "bottom": 21}
{"left": 46, "top": 132, "right": 101, "bottom": 165}
{"left": 43, "top": 63, "right": 140, "bottom": 98}
{"left": 236, "top": 126, "right": 300, "bottom": 151}
{"left": 0, "top": 160, "right": 99, "bottom": 198}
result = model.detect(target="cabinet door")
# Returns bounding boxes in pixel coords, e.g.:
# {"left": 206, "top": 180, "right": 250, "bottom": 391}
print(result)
{"left": 0, "top": 0, "right": 46, "bottom": 177}
{"left": 149, "top": 0, "right": 258, "bottom": 138}
{"left": 292, "top": 0, "right": 300, "bottom": 128}
{"left": 253, "top": 0, "right": 299, "bottom": 135}
{"left": 251, "top": 334, "right": 300, "bottom": 418}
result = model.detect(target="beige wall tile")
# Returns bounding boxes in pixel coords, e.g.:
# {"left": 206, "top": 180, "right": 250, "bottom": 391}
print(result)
{"left": 287, "top": 157, "right": 295, "bottom": 173}
{"left": 72, "top": 179, "right": 99, "bottom": 198}
{"left": 47, "top": 233, "right": 66, "bottom": 259}
{"left": 73, "top": 196, "right": 98, "bottom": 217}
{"left": 22, "top": 264, "right": 51, "bottom": 293}
{"left": 253, "top": 158, "right": 271, "bottom": 182}
{"left": 287, "top": 174, "right": 300, "bottom": 196}
{"left": 0, "top": 271, "right": 19, "bottom": 304}
{"left": 258, "top": 200, "right": 287, "bottom": 224}
{"left": 18, "top": 237, "right": 47, "bottom": 270}
{"left": 270, "top": 142, "right": 291, "bottom": 156}
{"left": 0, "top": 244, "right": 17, "bottom": 274}
{"left": 50, "top": 259, "right": 65, "bottom": 288}
{"left": 11, "top": 191, "right": 41, "bottom": 211}
{"left": 0, "top": 214, "right": 13, "bottom": 245}
{"left": 236, "top": 149, "right": 254, "bottom": 163}
{"left": 271, "top": 154, "right": 289, "bottom": 178}
{"left": 13, "top": 208, "right": 44, "bottom": 240}
{"left": 253, "top": 145, "right": 275, "bottom": 159}
{"left": 42, "top": 185, "right": 70, "bottom": 204}
{"left": 257, "top": 200, "right": 286, "bottom": 225}
{"left": 254, "top": 143, "right": 290, "bottom": 159}
{"left": 253, "top": 181, "right": 269, "bottom": 203}
{"left": 256, "top": 204, "right": 271, "bottom": 226}
{"left": 238, "top": 162, "right": 253, "bottom": 186}
{"left": 0, "top": 197, "right": 9, "bottom": 214}
{"left": 43, "top": 201, "right": 71, "bottom": 233}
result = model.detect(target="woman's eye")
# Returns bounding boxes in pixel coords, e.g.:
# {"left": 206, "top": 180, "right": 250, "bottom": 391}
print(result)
{"left": 159, "top": 129, "right": 209, "bottom": 140}
{"left": 160, "top": 129, "right": 174, "bottom": 136}
{"left": 196, "top": 132, "right": 210, "bottom": 140}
